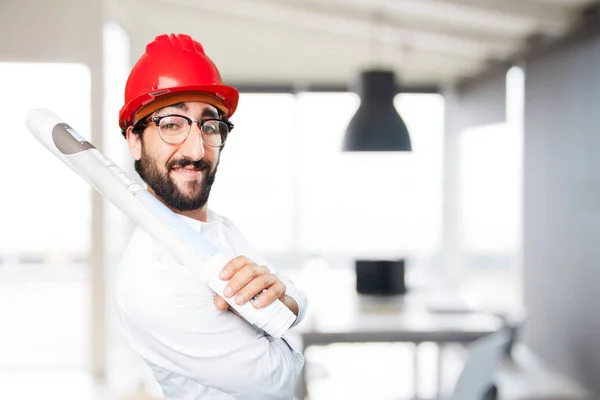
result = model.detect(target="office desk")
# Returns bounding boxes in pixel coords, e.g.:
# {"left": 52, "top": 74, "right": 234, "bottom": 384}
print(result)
{"left": 290, "top": 267, "right": 504, "bottom": 399}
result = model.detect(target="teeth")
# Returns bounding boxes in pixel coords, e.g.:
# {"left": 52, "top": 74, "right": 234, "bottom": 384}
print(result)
{"left": 170, "top": 165, "right": 202, "bottom": 173}
{"left": 172, "top": 167, "right": 199, "bottom": 172}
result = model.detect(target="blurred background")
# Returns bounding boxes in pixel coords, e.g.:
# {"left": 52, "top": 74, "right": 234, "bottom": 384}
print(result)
{"left": 0, "top": 0, "right": 599, "bottom": 399}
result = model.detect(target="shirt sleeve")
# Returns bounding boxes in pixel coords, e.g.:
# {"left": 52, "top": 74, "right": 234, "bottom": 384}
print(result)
{"left": 116, "top": 258, "right": 304, "bottom": 400}
{"left": 218, "top": 216, "right": 308, "bottom": 327}
{"left": 280, "top": 275, "right": 307, "bottom": 328}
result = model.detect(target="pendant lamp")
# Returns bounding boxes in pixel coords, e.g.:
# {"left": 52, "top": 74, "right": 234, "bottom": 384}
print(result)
{"left": 342, "top": 69, "right": 412, "bottom": 151}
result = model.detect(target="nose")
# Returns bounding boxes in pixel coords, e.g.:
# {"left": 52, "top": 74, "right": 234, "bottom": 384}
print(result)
{"left": 178, "top": 124, "right": 205, "bottom": 161}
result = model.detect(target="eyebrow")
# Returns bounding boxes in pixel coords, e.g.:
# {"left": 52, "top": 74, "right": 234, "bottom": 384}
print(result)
{"left": 156, "top": 102, "right": 220, "bottom": 119}
{"left": 201, "top": 108, "right": 220, "bottom": 119}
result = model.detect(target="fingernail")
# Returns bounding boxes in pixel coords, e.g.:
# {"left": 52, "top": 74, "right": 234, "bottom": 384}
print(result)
{"left": 224, "top": 287, "right": 232, "bottom": 297}
{"left": 219, "top": 271, "right": 228, "bottom": 280}
{"left": 253, "top": 300, "right": 261, "bottom": 308}
{"left": 235, "top": 295, "right": 243, "bottom": 305}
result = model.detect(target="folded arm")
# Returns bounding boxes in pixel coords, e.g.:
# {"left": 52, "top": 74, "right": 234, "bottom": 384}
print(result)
{"left": 117, "top": 266, "right": 303, "bottom": 399}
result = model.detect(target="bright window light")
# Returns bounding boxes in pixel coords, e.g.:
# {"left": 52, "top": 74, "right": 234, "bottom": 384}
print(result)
{"left": 210, "top": 93, "right": 296, "bottom": 254}
{"left": 0, "top": 62, "right": 91, "bottom": 258}
{"left": 211, "top": 92, "right": 444, "bottom": 258}
{"left": 459, "top": 122, "right": 522, "bottom": 253}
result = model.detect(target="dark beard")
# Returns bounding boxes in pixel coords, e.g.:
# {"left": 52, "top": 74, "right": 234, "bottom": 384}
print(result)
{"left": 135, "top": 147, "right": 218, "bottom": 212}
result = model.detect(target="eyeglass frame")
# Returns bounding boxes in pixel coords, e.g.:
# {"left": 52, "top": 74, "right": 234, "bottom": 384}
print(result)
{"left": 136, "top": 113, "right": 234, "bottom": 147}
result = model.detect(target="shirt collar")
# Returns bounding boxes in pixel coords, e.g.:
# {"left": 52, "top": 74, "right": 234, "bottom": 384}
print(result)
{"left": 175, "top": 209, "right": 223, "bottom": 234}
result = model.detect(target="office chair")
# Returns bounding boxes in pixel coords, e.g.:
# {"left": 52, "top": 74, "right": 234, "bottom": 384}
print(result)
{"left": 447, "top": 329, "right": 511, "bottom": 400}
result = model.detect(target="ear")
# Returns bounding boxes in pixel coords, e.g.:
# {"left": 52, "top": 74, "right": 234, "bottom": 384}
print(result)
{"left": 126, "top": 126, "right": 142, "bottom": 160}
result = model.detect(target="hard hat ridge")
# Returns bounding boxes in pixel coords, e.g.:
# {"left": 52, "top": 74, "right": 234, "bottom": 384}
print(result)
{"left": 147, "top": 33, "right": 204, "bottom": 56}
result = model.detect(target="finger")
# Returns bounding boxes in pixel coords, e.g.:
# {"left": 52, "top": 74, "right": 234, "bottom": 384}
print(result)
{"left": 224, "top": 263, "right": 270, "bottom": 298}
{"left": 251, "top": 280, "right": 286, "bottom": 309}
{"left": 219, "top": 256, "right": 254, "bottom": 281}
{"left": 234, "top": 273, "right": 279, "bottom": 306}
{"left": 214, "top": 295, "right": 229, "bottom": 311}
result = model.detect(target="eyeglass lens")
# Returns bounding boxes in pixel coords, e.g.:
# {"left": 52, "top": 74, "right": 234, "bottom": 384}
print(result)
{"left": 158, "top": 115, "right": 227, "bottom": 146}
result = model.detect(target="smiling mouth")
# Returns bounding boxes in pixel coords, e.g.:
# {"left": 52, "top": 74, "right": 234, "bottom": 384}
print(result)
{"left": 171, "top": 165, "right": 204, "bottom": 177}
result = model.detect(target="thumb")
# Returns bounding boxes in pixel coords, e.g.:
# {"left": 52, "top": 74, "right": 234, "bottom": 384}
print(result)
{"left": 214, "top": 295, "right": 230, "bottom": 311}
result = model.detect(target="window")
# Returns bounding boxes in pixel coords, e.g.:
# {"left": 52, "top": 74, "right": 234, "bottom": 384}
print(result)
{"left": 210, "top": 92, "right": 444, "bottom": 260}
{"left": 459, "top": 123, "right": 522, "bottom": 253}
{"left": 297, "top": 93, "right": 444, "bottom": 258}
{"left": 210, "top": 94, "right": 296, "bottom": 253}
{"left": 0, "top": 62, "right": 91, "bottom": 268}
{"left": 456, "top": 67, "right": 524, "bottom": 311}
{"left": 0, "top": 62, "right": 91, "bottom": 369}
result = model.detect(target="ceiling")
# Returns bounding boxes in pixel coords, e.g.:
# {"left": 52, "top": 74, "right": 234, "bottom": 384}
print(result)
{"left": 111, "top": 0, "right": 597, "bottom": 89}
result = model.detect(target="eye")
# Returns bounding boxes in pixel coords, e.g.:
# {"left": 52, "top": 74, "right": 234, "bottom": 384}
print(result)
{"left": 163, "top": 123, "right": 179, "bottom": 130}
{"left": 158, "top": 115, "right": 188, "bottom": 135}
{"left": 202, "top": 121, "right": 220, "bottom": 135}
{"left": 158, "top": 116, "right": 186, "bottom": 132}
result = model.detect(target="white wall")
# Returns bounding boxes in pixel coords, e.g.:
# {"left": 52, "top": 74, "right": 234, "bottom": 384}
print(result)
{"left": 0, "top": 0, "right": 101, "bottom": 64}
{"left": 523, "top": 31, "right": 600, "bottom": 396}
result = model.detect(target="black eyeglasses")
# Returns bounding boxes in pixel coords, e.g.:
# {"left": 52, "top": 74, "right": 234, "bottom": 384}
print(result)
{"left": 149, "top": 114, "right": 233, "bottom": 146}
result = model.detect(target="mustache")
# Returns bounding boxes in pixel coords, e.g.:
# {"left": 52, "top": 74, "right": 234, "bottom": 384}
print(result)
{"left": 167, "top": 157, "right": 212, "bottom": 171}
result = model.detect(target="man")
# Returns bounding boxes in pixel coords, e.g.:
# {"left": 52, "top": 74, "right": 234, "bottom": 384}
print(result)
{"left": 114, "top": 33, "right": 307, "bottom": 400}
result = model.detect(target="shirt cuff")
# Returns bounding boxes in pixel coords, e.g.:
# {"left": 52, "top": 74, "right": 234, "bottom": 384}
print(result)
{"left": 281, "top": 278, "right": 307, "bottom": 328}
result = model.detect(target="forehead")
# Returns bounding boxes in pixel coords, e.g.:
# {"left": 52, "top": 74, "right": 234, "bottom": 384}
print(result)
{"left": 154, "top": 101, "right": 219, "bottom": 117}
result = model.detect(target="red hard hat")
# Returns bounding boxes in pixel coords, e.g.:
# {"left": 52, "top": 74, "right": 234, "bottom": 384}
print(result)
{"left": 119, "top": 33, "right": 239, "bottom": 134}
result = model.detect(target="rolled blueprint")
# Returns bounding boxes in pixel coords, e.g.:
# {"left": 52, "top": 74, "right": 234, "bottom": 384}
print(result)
{"left": 26, "top": 109, "right": 296, "bottom": 338}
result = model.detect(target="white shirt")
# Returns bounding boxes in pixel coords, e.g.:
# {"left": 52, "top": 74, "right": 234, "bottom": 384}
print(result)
{"left": 114, "top": 210, "right": 307, "bottom": 400}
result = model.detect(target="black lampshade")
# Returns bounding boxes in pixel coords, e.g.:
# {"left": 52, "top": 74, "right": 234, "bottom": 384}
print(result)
{"left": 343, "top": 70, "right": 412, "bottom": 151}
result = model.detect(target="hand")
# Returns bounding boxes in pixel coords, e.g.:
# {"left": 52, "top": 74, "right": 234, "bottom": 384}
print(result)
{"left": 213, "top": 256, "right": 297, "bottom": 315}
